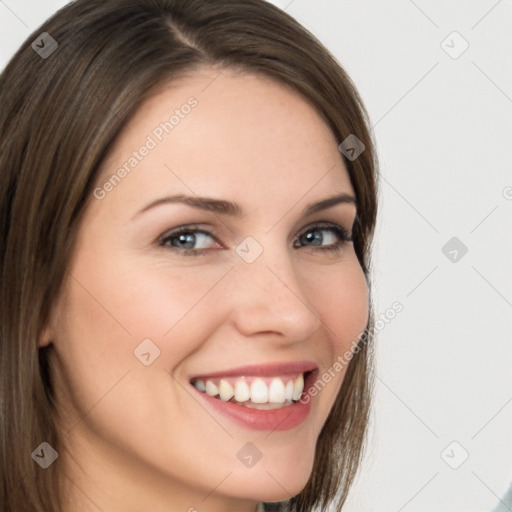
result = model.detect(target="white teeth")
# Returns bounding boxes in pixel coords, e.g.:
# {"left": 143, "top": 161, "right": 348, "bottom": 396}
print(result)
{"left": 193, "top": 379, "right": 206, "bottom": 392}
{"left": 285, "top": 380, "right": 294, "bottom": 401}
{"left": 250, "top": 378, "right": 269, "bottom": 403}
{"left": 292, "top": 374, "right": 304, "bottom": 401}
{"left": 242, "top": 399, "right": 293, "bottom": 410}
{"left": 194, "top": 374, "right": 306, "bottom": 405}
{"left": 205, "top": 381, "right": 219, "bottom": 397}
{"left": 218, "top": 379, "right": 234, "bottom": 401}
{"left": 234, "top": 379, "right": 250, "bottom": 402}
{"left": 268, "top": 378, "right": 286, "bottom": 403}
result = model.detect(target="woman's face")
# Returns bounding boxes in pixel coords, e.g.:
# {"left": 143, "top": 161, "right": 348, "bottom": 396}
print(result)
{"left": 45, "top": 68, "right": 369, "bottom": 511}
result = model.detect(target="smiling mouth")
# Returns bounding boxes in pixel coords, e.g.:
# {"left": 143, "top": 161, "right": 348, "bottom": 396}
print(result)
{"left": 190, "top": 371, "right": 315, "bottom": 410}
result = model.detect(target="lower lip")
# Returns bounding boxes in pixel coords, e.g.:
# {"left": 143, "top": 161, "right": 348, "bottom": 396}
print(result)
{"left": 190, "top": 372, "right": 317, "bottom": 431}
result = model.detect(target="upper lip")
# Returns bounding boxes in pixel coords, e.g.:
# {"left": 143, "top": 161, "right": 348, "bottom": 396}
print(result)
{"left": 189, "top": 361, "right": 318, "bottom": 381}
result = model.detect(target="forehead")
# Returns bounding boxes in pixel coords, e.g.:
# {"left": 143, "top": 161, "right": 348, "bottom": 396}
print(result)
{"left": 96, "top": 68, "right": 353, "bottom": 209}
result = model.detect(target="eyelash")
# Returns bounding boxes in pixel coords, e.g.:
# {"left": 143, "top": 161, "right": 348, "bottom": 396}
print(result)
{"left": 158, "top": 222, "right": 353, "bottom": 256}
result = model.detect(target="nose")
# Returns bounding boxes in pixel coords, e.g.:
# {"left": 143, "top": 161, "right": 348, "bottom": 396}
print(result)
{"left": 227, "top": 248, "right": 322, "bottom": 343}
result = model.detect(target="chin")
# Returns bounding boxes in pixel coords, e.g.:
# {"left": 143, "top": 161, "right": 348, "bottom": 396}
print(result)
{"left": 224, "top": 451, "right": 315, "bottom": 503}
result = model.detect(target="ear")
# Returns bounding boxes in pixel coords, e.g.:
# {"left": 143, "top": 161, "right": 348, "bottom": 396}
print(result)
{"left": 38, "top": 324, "right": 53, "bottom": 348}
{"left": 38, "top": 306, "right": 59, "bottom": 348}
{"left": 38, "top": 288, "right": 65, "bottom": 348}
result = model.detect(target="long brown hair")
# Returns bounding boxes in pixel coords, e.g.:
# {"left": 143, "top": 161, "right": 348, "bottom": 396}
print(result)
{"left": 0, "top": 1, "right": 378, "bottom": 510}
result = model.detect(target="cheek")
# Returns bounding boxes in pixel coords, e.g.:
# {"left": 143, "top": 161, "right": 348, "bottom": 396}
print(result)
{"left": 287, "top": 257, "right": 369, "bottom": 436}
{"left": 50, "top": 250, "right": 238, "bottom": 445}
{"left": 65, "top": 242, "right": 233, "bottom": 347}
{"left": 306, "top": 259, "right": 369, "bottom": 352}
{"left": 114, "top": 257, "right": 235, "bottom": 354}
{"left": 51, "top": 253, "right": 240, "bottom": 477}
{"left": 305, "top": 258, "right": 368, "bottom": 397}
{"left": 50, "top": 247, "right": 230, "bottom": 404}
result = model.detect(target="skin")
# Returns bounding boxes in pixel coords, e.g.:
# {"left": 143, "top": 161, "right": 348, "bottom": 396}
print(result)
{"left": 40, "top": 67, "right": 369, "bottom": 512}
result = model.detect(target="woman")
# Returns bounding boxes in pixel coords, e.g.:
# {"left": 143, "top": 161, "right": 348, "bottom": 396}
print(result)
{"left": 0, "top": 0, "right": 378, "bottom": 510}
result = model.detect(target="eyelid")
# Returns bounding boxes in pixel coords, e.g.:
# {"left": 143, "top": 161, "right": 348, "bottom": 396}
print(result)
{"left": 158, "top": 224, "right": 224, "bottom": 248}
{"left": 296, "top": 221, "right": 353, "bottom": 241}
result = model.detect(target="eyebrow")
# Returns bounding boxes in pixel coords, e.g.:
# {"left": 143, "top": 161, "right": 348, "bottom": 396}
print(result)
{"left": 302, "top": 193, "right": 356, "bottom": 216}
{"left": 133, "top": 192, "right": 356, "bottom": 219}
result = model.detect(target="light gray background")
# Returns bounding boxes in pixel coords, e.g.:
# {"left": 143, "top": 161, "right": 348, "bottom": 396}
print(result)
{"left": 1, "top": 1, "right": 511, "bottom": 511}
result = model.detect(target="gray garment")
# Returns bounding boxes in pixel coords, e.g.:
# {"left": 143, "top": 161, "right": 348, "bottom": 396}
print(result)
{"left": 492, "top": 481, "right": 512, "bottom": 512}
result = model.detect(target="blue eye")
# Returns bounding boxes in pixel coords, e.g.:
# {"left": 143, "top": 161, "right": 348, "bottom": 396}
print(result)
{"left": 159, "top": 222, "right": 352, "bottom": 256}
{"left": 294, "top": 224, "right": 352, "bottom": 250}
{"left": 161, "top": 229, "right": 219, "bottom": 251}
